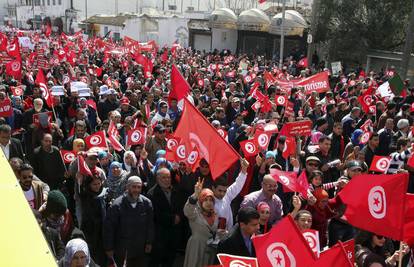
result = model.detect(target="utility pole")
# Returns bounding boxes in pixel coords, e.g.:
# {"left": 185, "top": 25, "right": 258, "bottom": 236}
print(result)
{"left": 401, "top": 0, "right": 414, "bottom": 80}
{"left": 307, "top": 0, "right": 320, "bottom": 67}
{"left": 279, "top": 0, "right": 286, "bottom": 68}
{"left": 85, "top": 0, "right": 88, "bottom": 34}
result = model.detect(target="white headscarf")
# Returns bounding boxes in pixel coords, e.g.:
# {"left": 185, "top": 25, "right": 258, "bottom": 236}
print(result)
{"left": 123, "top": 150, "right": 137, "bottom": 172}
{"left": 63, "top": 238, "right": 90, "bottom": 267}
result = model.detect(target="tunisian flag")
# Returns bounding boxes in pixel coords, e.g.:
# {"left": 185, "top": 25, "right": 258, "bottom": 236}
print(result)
{"left": 78, "top": 155, "right": 92, "bottom": 177}
{"left": 269, "top": 168, "right": 308, "bottom": 197}
{"left": 217, "top": 253, "right": 258, "bottom": 267}
{"left": 174, "top": 98, "right": 240, "bottom": 179}
{"left": 84, "top": 130, "right": 107, "bottom": 149}
{"left": 252, "top": 216, "right": 316, "bottom": 267}
{"left": 7, "top": 37, "right": 21, "bottom": 59}
{"left": 310, "top": 242, "right": 353, "bottom": 267}
{"left": 35, "top": 69, "right": 53, "bottom": 108}
{"left": 107, "top": 121, "right": 125, "bottom": 152}
{"left": 5, "top": 59, "right": 22, "bottom": 80}
{"left": 169, "top": 64, "right": 190, "bottom": 102}
{"left": 338, "top": 173, "right": 412, "bottom": 241}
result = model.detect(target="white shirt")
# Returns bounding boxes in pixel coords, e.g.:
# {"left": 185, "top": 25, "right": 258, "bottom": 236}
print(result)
{"left": 24, "top": 187, "right": 35, "bottom": 209}
{"left": 214, "top": 172, "right": 247, "bottom": 231}
{"left": 0, "top": 141, "right": 10, "bottom": 160}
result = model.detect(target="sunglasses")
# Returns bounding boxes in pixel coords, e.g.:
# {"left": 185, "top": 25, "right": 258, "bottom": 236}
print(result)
{"left": 375, "top": 235, "right": 385, "bottom": 239}
{"left": 307, "top": 163, "right": 319, "bottom": 167}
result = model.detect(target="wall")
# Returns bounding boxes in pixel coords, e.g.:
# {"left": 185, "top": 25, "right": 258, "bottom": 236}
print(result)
{"left": 15, "top": 1, "right": 70, "bottom": 28}
{"left": 211, "top": 28, "right": 237, "bottom": 53}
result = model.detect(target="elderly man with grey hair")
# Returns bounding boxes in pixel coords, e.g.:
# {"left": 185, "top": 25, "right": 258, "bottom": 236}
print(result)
{"left": 104, "top": 176, "right": 154, "bottom": 267}
{"left": 147, "top": 167, "right": 182, "bottom": 267}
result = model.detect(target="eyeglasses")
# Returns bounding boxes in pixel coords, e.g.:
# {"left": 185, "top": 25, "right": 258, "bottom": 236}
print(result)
{"left": 165, "top": 125, "right": 172, "bottom": 128}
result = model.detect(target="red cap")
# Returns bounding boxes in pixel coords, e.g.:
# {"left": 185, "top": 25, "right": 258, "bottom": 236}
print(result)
{"left": 120, "top": 97, "right": 130, "bottom": 105}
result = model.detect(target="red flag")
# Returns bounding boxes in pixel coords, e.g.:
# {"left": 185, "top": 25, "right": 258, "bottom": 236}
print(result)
{"left": 84, "top": 130, "right": 107, "bottom": 149}
{"left": 161, "top": 49, "right": 168, "bottom": 63}
{"left": 78, "top": 155, "right": 92, "bottom": 177}
{"left": 10, "top": 86, "right": 24, "bottom": 96}
{"left": 298, "top": 57, "right": 308, "bottom": 68}
{"left": 403, "top": 194, "right": 414, "bottom": 245}
{"left": 369, "top": 156, "right": 391, "bottom": 173}
{"left": 217, "top": 128, "right": 228, "bottom": 141}
{"left": 303, "top": 230, "right": 320, "bottom": 257}
{"left": 85, "top": 99, "right": 97, "bottom": 110}
{"left": 35, "top": 69, "right": 53, "bottom": 108}
{"left": 310, "top": 242, "right": 353, "bottom": 267}
{"left": 169, "top": 64, "right": 190, "bottom": 102}
{"left": 186, "top": 146, "right": 201, "bottom": 171}
{"left": 217, "top": 253, "right": 258, "bottom": 267}
{"left": 5, "top": 59, "right": 22, "bottom": 80}
{"left": 297, "top": 170, "right": 310, "bottom": 198}
{"left": 107, "top": 121, "right": 125, "bottom": 152}
{"left": 281, "top": 136, "right": 296, "bottom": 159}
{"left": 358, "top": 93, "right": 374, "bottom": 113}
{"left": 0, "top": 32, "right": 8, "bottom": 51}
{"left": 60, "top": 150, "right": 76, "bottom": 164}
{"left": 6, "top": 37, "right": 20, "bottom": 59}
{"left": 252, "top": 216, "right": 316, "bottom": 267}
{"left": 269, "top": 168, "right": 308, "bottom": 197}
{"left": 240, "top": 139, "right": 260, "bottom": 157}
{"left": 338, "top": 173, "right": 409, "bottom": 240}
{"left": 0, "top": 98, "right": 13, "bottom": 117}
{"left": 126, "top": 127, "right": 147, "bottom": 146}
{"left": 254, "top": 130, "right": 271, "bottom": 150}
{"left": 165, "top": 135, "right": 181, "bottom": 161}
{"left": 45, "top": 23, "right": 52, "bottom": 37}
{"left": 263, "top": 71, "right": 276, "bottom": 89}
{"left": 333, "top": 239, "right": 355, "bottom": 264}
{"left": 174, "top": 99, "right": 240, "bottom": 179}
{"left": 408, "top": 155, "right": 414, "bottom": 169}
{"left": 274, "top": 95, "right": 287, "bottom": 106}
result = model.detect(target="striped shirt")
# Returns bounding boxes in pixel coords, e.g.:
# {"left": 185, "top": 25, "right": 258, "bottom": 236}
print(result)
{"left": 387, "top": 149, "right": 411, "bottom": 174}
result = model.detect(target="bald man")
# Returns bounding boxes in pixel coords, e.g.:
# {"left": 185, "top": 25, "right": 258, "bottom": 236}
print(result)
{"left": 240, "top": 174, "right": 283, "bottom": 225}
{"left": 31, "top": 133, "right": 66, "bottom": 189}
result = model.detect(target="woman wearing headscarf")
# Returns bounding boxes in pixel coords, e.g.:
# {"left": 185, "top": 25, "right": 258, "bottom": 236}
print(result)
{"left": 80, "top": 176, "right": 107, "bottom": 266}
{"left": 183, "top": 179, "right": 218, "bottom": 267}
{"left": 104, "top": 161, "right": 128, "bottom": 203}
{"left": 343, "top": 129, "right": 364, "bottom": 160}
{"left": 151, "top": 101, "right": 170, "bottom": 126}
{"left": 58, "top": 238, "right": 100, "bottom": 267}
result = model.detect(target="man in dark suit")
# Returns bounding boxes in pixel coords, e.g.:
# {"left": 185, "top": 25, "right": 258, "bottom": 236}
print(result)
{"left": 0, "top": 124, "right": 25, "bottom": 161}
{"left": 147, "top": 167, "right": 183, "bottom": 267}
{"left": 216, "top": 207, "right": 260, "bottom": 260}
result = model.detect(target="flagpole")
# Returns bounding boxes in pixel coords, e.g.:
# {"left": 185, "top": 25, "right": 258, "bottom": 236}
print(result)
{"left": 398, "top": 241, "right": 403, "bottom": 267}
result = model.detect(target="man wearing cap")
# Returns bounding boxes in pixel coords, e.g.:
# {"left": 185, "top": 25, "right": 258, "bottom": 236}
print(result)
{"left": 145, "top": 124, "right": 167, "bottom": 164}
{"left": 98, "top": 87, "right": 119, "bottom": 121}
{"left": 104, "top": 176, "right": 154, "bottom": 267}
{"left": 117, "top": 96, "right": 137, "bottom": 123}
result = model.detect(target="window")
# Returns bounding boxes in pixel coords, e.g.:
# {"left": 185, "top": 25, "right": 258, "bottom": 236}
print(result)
{"left": 52, "top": 0, "right": 55, "bottom": 5}
{"left": 113, "top": 32, "right": 120, "bottom": 41}
{"left": 104, "top": 26, "right": 108, "bottom": 35}
{"left": 42, "top": 0, "right": 45, "bottom": 5}
{"left": 58, "top": 0, "right": 61, "bottom": 4}
{"left": 47, "top": 0, "right": 50, "bottom": 5}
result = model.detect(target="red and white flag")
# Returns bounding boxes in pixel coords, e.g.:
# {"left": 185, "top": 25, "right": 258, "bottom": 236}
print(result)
{"left": 303, "top": 230, "right": 320, "bottom": 257}
{"left": 254, "top": 130, "right": 271, "bottom": 150}
{"left": 84, "top": 130, "right": 107, "bottom": 149}
{"left": 78, "top": 155, "right": 92, "bottom": 177}
{"left": 107, "top": 121, "right": 125, "bottom": 152}
{"left": 217, "top": 253, "right": 258, "bottom": 267}
{"left": 310, "top": 241, "right": 353, "bottom": 267}
{"left": 6, "top": 37, "right": 21, "bottom": 59}
{"left": 5, "top": 59, "right": 22, "bottom": 80}
{"left": 269, "top": 168, "right": 308, "bottom": 197}
{"left": 333, "top": 239, "right": 355, "bottom": 264}
{"left": 252, "top": 216, "right": 316, "bottom": 267}
{"left": 173, "top": 99, "right": 240, "bottom": 179}
{"left": 10, "top": 86, "right": 24, "bottom": 96}
{"left": 274, "top": 95, "right": 287, "bottom": 106}
{"left": 369, "top": 155, "right": 391, "bottom": 173}
{"left": 240, "top": 139, "right": 260, "bottom": 157}
{"left": 60, "top": 150, "right": 76, "bottom": 164}
{"left": 338, "top": 173, "right": 413, "bottom": 241}
{"left": 35, "top": 69, "right": 53, "bottom": 108}
{"left": 126, "top": 127, "right": 147, "bottom": 146}
{"left": 169, "top": 64, "right": 190, "bottom": 102}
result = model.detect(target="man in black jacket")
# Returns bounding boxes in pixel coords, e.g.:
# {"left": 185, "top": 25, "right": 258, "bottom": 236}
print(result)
{"left": 216, "top": 207, "right": 260, "bottom": 260}
{"left": 0, "top": 124, "right": 25, "bottom": 161}
{"left": 104, "top": 176, "right": 154, "bottom": 267}
{"left": 147, "top": 168, "right": 182, "bottom": 267}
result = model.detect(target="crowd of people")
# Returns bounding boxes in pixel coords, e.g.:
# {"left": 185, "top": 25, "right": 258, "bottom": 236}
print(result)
{"left": 1, "top": 29, "right": 414, "bottom": 267}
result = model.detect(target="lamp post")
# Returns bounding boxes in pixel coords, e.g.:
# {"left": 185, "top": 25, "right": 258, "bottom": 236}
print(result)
{"left": 278, "top": 0, "right": 286, "bottom": 68}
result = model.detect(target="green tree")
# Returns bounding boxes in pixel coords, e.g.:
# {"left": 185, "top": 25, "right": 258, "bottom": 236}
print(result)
{"left": 316, "top": 0, "right": 412, "bottom": 63}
